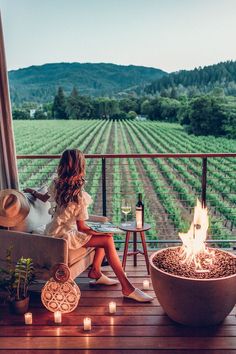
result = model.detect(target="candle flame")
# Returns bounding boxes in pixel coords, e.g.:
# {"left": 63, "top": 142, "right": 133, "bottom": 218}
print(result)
{"left": 178, "top": 199, "right": 215, "bottom": 272}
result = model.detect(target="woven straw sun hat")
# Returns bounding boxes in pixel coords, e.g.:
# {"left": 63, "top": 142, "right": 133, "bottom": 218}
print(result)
{"left": 0, "top": 189, "right": 30, "bottom": 227}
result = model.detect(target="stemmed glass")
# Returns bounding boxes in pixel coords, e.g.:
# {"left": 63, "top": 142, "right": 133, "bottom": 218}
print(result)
{"left": 121, "top": 198, "right": 131, "bottom": 226}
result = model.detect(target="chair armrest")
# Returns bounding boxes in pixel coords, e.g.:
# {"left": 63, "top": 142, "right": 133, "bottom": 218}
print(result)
{"left": 88, "top": 214, "right": 109, "bottom": 223}
{"left": 0, "top": 230, "right": 68, "bottom": 272}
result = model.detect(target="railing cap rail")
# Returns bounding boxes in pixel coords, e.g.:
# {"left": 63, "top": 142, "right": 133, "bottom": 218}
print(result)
{"left": 17, "top": 153, "right": 236, "bottom": 159}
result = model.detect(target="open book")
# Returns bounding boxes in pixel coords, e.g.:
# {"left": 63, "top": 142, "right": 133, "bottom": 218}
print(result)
{"left": 86, "top": 221, "right": 124, "bottom": 234}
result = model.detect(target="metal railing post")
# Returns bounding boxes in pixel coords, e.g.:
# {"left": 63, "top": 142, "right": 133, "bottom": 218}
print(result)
{"left": 201, "top": 157, "right": 207, "bottom": 208}
{"left": 102, "top": 157, "right": 107, "bottom": 216}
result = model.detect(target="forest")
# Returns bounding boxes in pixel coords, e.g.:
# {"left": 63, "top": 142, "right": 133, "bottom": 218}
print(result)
{"left": 145, "top": 60, "right": 236, "bottom": 97}
{"left": 12, "top": 86, "right": 236, "bottom": 138}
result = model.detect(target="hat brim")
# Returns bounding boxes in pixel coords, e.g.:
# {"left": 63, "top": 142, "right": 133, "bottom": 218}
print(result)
{"left": 0, "top": 189, "right": 30, "bottom": 227}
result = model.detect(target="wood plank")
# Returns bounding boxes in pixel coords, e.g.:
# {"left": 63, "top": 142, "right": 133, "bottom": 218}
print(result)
{"left": 1, "top": 304, "right": 236, "bottom": 317}
{"left": 0, "top": 305, "right": 164, "bottom": 316}
{"left": 76, "top": 283, "right": 154, "bottom": 290}
{"left": 78, "top": 272, "right": 151, "bottom": 278}
{"left": 77, "top": 290, "right": 155, "bottom": 298}
{"left": 1, "top": 336, "right": 236, "bottom": 350}
{"left": 0, "top": 325, "right": 236, "bottom": 337}
{"left": 29, "top": 296, "right": 159, "bottom": 307}
{"left": 31, "top": 279, "right": 152, "bottom": 289}
{"left": 0, "top": 314, "right": 174, "bottom": 326}
{"left": 1, "top": 350, "right": 236, "bottom": 354}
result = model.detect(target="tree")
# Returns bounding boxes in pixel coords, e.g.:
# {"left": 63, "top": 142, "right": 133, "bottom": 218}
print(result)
{"left": 160, "top": 98, "right": 180, "bottom": 122}
{"left": 42, "top": 103, "right": 52, "bottom": 119}
{"left": 52, "top": 87, "right": 67, "bottom": 119}
{"left": 92, "top": 98, "right": 120, "bottom": 119}
{"left": 211, "top": 87, "right": 225, "bottom": 97}
{"left": 127, "top": 111, "right": 137, "bottom": 120}
{"left": 170, "top": 87, "right": 178, "bottom": 99}
{"left": 223, "top": 111, "right": 236, "bottom": 138}
{"left": 34, "top": 109, "right": 47, "bottom": 120}
{"left": 188, "top": 95, "right": 226, "bottom": 136}
{"left": 119, "top": 98, "right": 138, "bottom": 113}
{"left": 222, "top": 98, "right": 236, "bottom": 138}
{"left": 12, "top": 109, "right": 30, "bottom": 120}
{"left": 111, "top": 112, "right": 128, "bottom": 120}
{"left": 146, "top": 98, "right": 162, "bottom": 120}
{"left": 178, "top": 101, "right": 190, "bottom": 125}
{"left": 66, "top": 87, "right": 80, "bottom": 119}
{"left": 107, "top": 100, "right": 120, "bottom": 118}
{"left": 78, "top": 96, "right": 93, "bottom": 119}
{"left": 140, "top": 99, "right": 151, "bottom": 116}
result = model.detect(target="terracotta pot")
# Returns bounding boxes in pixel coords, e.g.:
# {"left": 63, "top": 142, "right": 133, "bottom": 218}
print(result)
{"left": 150, "top": 247, "right": 236, "bottom": 326}
{"left": 9, "top": 296, "right": 30, "bottom": 315}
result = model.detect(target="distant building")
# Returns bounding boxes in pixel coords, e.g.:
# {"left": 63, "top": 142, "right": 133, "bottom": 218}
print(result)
{"left": 30, "top": 109, "right": 36, "bottom": 118}
{"left": 136, "top": 115, "right": 147, "bottom": 121}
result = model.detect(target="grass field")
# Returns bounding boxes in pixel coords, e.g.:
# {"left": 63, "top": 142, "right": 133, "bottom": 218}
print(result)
{"left": 13, "top": 120, "right": 236, "bottom": 244}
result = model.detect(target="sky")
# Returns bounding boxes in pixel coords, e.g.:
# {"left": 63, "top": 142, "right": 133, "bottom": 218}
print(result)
{"left": 0, "top": 0, "right": 236, "bottom": 73}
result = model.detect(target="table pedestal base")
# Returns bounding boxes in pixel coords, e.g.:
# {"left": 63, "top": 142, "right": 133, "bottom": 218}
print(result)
{"left": 122, "top": 229, "right": 150, "bottom": 275}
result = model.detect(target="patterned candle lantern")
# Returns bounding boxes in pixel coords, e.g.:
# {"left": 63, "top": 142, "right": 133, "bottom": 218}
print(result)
{"left": 41, "top": 263, "right": 80, "bottom": 313}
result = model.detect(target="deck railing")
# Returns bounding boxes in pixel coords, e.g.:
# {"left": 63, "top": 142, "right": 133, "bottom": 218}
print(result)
{"left": 17, "top": 153, "right": 236, "bottom": 249}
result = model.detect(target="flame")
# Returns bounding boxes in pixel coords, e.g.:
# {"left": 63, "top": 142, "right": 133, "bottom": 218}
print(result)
{"left": 178, "top": 199, "right": 215, "bottom": 272}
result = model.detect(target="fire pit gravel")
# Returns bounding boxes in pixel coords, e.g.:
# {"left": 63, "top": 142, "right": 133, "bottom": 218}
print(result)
{"left": 153, "top": 247, "right": 236, "bottom": 279}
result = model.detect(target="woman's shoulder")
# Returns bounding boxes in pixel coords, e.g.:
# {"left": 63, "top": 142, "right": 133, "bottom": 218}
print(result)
{"left": 65, "top": 190, "right": 92, "bottom": 208}
{"left": 81, "top": 190, "right": 93, "bottom": 205}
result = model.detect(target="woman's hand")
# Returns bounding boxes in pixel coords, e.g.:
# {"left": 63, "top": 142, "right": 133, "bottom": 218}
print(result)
{"left": 93, "top": 232, "right": 113, "bottom": 237}
{"left": 23, "top": 188, "right": 35, "bottom": 194}
{"left": 23, "top": 188, "right": 50, "bottom": 202}
{"left": 76, "top": 220, "right": 113, "bottom": 237}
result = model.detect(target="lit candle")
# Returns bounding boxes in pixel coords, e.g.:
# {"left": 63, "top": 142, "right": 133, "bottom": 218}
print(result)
{"left": 24, "top": 312, "right": 33, "bottom": 325}
{"left": 54, "top": 311, "right": 62, "bottom": 324}
{"left": 109, "top": 301, "right": 117, "bottom": 314}
{"left": 83, "top": 317, "right": 92, "bottom": 331}
{"left": 143, "top": 279, "right": 150, "bottom": 290}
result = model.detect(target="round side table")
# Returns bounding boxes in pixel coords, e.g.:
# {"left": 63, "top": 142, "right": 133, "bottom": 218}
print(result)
{"left": 119, "top": 222, "right": 151, "bottom": 275}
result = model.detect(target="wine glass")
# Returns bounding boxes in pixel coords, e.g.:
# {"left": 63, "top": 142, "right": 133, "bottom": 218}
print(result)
{"left": 121, "top": 198, "right": 131, "bottom": 226}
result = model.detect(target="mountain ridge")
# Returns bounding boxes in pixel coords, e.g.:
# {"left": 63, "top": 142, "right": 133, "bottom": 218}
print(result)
{"left": 9, "top": 60, "right": 236, "bottom": 105}
{"left": 145, "top": 60, "right": 236, "bottom": 96}
{"left": 8, "top": 62, "right": 166, "bottom": 104}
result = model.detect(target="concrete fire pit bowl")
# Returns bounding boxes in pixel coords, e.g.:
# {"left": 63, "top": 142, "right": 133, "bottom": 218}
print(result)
{"left": 150, "top": 247, "right": 236, "bottom": 326}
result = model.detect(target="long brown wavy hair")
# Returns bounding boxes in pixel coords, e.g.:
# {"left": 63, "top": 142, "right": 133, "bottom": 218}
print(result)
{"left": 54, "top": 149, "right": 86, "bottom": 207}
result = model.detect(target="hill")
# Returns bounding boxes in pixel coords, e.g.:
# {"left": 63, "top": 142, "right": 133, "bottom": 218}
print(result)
{"left": 145, "top": 60, "right": 236, "bottom": 96}
{"left": 8, "top": 62, "right": 166, "bottom": 105}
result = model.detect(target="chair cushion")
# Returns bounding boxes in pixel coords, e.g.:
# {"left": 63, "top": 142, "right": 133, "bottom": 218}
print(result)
{"left": 68, "top": 246, "right": 94, "bottom": 267}
{"left": 12, "top": 186, "right": 51, "bottom": 233}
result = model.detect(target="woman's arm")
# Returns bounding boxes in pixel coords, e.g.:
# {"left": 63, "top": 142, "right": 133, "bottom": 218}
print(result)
{"left": 23, "top": 188, "right": 50, "bottom": 203}
{"left": 76, "top": 220, "right": 112, "bottom": 237}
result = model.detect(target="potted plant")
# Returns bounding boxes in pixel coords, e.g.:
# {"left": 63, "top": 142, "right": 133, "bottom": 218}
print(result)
{"left": 0, "top": 247, "right": 35, "bottom": 314}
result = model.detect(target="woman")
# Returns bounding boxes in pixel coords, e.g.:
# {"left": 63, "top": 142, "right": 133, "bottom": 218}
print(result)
{"left": 25, "top": 149, "right": 153, "bottom": 302}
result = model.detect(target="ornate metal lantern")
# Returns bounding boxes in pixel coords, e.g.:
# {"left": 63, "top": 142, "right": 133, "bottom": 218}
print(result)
{"left": 41, "top": 263, "right": 80, "bottom": 313}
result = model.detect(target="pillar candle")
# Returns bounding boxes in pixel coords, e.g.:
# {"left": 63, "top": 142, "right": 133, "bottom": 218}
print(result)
{"left": 54, "top": 311, "right": 62, "bottom": 323}
{"left": 83, "top": 317, "right": 92, "bottom": 331}
{"left": 109, "top": 301, "right": 117, "bottom": 314}
{"left": 24, "top": 312, "right": 33, "bottom": 325}
{"left": 143, "top": 279, "right": 150, "bottom": 290}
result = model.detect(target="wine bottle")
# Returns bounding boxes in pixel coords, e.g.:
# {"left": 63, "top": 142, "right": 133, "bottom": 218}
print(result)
{"left": 136, "top": 193, "right": 144, "bottom": 228}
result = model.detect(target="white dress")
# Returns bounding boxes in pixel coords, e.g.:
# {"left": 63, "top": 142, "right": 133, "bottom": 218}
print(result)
{"left": 44, "top": 180, "right": 93, "bottom": 250}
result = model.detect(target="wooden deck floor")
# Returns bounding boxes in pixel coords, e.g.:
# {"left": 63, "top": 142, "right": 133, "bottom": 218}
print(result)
{"left": 1, "top": 254, "right": 236, "bottom": 353}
